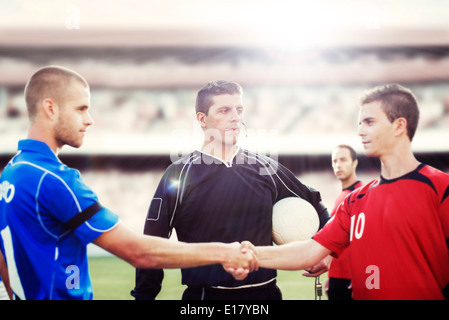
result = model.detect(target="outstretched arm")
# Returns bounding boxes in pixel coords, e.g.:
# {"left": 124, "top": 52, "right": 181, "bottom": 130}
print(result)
{"left": 242, "top": 239, "right": 331, "bottom": 271}
{"left": 94, "top": 221, "right": 258, "bottom": 279}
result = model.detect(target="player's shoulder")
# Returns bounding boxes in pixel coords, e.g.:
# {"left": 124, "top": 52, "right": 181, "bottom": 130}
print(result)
{"left": 345, "top": 179, "right": 379, "bottom": 203}
{"left": 418, "top": 164, "right": 449, "bottom": 197}
{"left": 41, "top": 163, "right": 86, "bottom": 193}
{"left": 354, "top": 180, "right": 364, "bottom": 189}
{"left": 13, "top": 150, "right": 81, "bottom": 184}
{"left": 241, "top": 149, "right": 293, "bottom": 179}
{"left": 419, "top": 164, "right": 449, "bottom": 180}
{"left": 414, "top": 164, "right": 449, "bottom": 190}
{"left": 168, "top": 151, "right": 200, "bottom": 167}
{"left": 355, "top": 179, "right": 377, "bottom": 192}
{"left": 241, "top": 149, "right": 279, "bottom": 164}
{"left": 162, "top": 151, "right": 201, "bottom": 180}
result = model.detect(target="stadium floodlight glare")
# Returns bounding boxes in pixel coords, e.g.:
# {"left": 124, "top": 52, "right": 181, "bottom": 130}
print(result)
{"left": 250, "top": 3, "right": 335, "bottom": 47}
{"left": 242, "top": 0, "right": 382, "bottom": 52}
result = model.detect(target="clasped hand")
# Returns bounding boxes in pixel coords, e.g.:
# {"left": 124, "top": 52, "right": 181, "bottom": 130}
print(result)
{"left": 222, "top": 241, "right": 258, "bottom": 280}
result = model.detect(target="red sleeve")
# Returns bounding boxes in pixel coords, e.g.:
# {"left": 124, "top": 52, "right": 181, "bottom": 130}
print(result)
{"left": 313, "top": 195, "right": 351, "bottom": 258}
{"left": 439, "top": 185, "right": 449, "bottom": 242}
{"left": 331, "top": 189, "right": 350, "bottom": 217}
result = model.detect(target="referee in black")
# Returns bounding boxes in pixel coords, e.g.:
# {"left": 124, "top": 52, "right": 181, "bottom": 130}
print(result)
{"left": 131, "top": 80, "right": 330, "bottom": 300}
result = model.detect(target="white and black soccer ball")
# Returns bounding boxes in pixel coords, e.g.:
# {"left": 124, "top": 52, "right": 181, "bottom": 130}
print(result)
{"left": 272, "top": 197, "right": 319, "bottom": 245}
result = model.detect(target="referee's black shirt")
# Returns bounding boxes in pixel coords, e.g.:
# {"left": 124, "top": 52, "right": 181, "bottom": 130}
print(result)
{"left": 131, "top": 148, "right": 329, "bottom": 299}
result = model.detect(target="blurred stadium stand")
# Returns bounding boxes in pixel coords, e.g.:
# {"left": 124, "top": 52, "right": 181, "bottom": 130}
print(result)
{"left": 1, "top": 24, "right": 449, "bottom": 231}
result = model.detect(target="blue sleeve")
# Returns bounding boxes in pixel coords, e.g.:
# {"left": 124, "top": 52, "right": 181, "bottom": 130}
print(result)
{"left": 39, "top": 169, "right": 118, "bottom": 245}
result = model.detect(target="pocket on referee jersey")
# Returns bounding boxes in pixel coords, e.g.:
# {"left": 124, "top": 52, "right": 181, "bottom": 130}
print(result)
{"left": 146, "top": 198, "right": 162, "bottom": 221}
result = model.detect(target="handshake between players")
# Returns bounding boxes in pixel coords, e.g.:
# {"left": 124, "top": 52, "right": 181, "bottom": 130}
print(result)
{"left": 220, "top": 242, "right": 259, "bottom": 280}
{"left": 226, "top": 240, "right": 330, "bottom": 281}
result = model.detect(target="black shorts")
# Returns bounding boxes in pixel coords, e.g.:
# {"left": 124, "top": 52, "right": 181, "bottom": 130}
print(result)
{"left": 328, "top": 277, "right": 352, "bottom": 300}
{"left": 182, "top": 280, "right": 282, "bottom": 300}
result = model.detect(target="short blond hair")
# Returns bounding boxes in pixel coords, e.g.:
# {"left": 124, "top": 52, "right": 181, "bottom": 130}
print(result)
{"left": 24, "top": 65, "right": 89, "bottom": 120}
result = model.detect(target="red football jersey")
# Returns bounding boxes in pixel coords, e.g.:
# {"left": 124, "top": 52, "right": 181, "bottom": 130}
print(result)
{"left": 314, "top": 164, "right": 449, "bottom": 299}
{"left": 328, "top": 180, "right": 363, "bottom": 279}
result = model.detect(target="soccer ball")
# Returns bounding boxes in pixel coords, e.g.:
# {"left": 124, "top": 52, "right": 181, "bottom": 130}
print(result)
{"left": 272, "top": 197, "right": 319, "bottom": 245}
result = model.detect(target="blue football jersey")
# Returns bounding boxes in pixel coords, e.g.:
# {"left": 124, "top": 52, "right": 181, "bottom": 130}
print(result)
{"left": 0, "top": 139, "right": 118, "bottom": 300}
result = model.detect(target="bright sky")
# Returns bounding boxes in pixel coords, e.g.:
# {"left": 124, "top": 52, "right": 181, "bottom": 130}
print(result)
{"left": 1, "top": 0, "right": 448, "bottom": 154}
{"left": 1, "top": 0, "right": 448, "bottom": 30}
{"left": 2, "top": 0, "right": 448, "bottom": 49}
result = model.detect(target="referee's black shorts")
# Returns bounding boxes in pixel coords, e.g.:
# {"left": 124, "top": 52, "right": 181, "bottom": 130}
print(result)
{"left": 182, "top": 280, "right": 282, "bottom": 300}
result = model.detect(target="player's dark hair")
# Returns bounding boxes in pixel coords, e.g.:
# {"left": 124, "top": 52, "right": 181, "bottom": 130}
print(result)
{"left": 335, "top": 144, "right": 357, "bottom": 161}
{"left": 359, "top": 83, "right": 420, "bottom": 141}
{"left": 24, "top": 65, "right": 89, "bottom": 120}
{"left": 195, "top": 80, "right": 242, "bottom": 115}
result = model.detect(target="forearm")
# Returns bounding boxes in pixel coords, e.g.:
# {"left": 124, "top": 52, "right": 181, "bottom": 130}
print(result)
{"left": 255, "top": 239, "right": 331, "bottom": 271}
{"left": 132, "top": 234, "right": 235, "bottom": 269}
{"left": 94, "top": 222, "right": 251, "bottom": 271}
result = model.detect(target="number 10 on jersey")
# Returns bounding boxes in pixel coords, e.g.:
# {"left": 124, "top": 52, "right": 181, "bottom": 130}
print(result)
{"left": 350, "top": 212, "right": 366, "bottom": 241}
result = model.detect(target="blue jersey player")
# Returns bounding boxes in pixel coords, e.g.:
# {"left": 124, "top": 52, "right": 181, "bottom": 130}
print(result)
{"left": 132, "top": 81, "right": 330, "bottom": 300}
{"left": 0, "top": 66, "right": 258, "bottom": 300}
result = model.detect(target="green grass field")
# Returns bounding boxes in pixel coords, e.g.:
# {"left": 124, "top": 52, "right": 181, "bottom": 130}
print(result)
{"left": 89, "top": 255, "right": 327, "bottom": 300}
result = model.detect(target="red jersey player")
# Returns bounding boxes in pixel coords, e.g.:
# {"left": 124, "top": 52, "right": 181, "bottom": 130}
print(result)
{"left": 328, "top": 145, "right": 362, "bottom": 299}
{"left": 243, "top": 84, "right": 449, "bottom": 300}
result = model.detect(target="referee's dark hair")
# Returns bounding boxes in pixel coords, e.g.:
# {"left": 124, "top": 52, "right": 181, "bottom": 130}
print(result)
{"left": 195, "top": 80, "right": 242, "bottom": 115}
